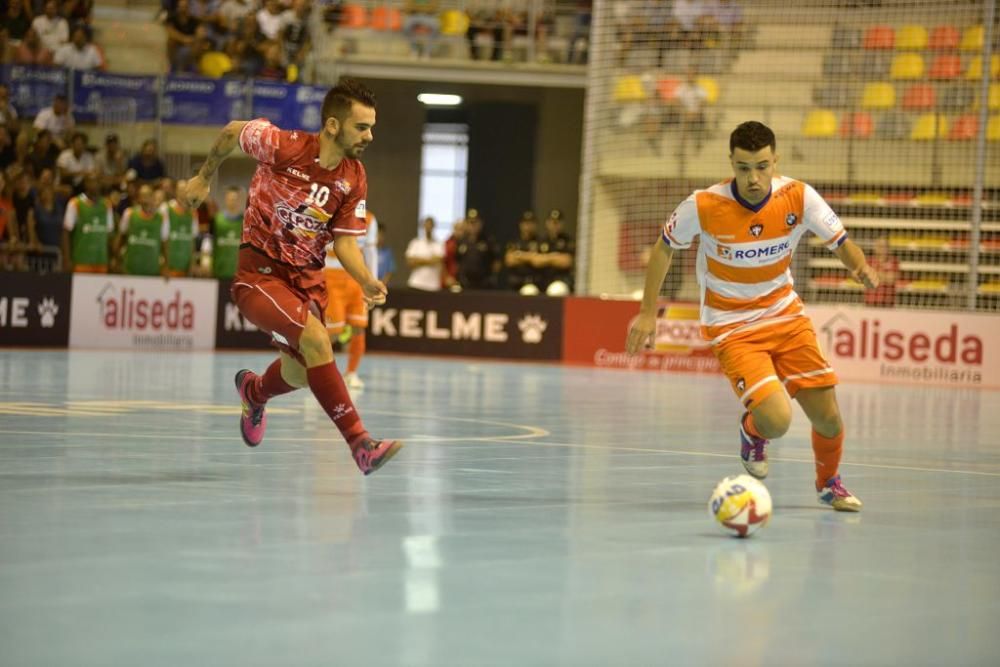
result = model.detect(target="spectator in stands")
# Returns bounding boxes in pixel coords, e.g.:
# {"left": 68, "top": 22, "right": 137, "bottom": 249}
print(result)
{"left": 713, "top": 0, "right": 746, "bottom": 49}
{"left": 403, "top": 0, "right": 440, "bottom": 59}
{"left": 864, "top": 237, "right": 898, "bottom": 308}
{"left": 0, "top": 85, "right": 18, "bottom": 134}
{"left": 32, "top": 0, "right": 70, "bottom": 53}
{"left": 56, "top": 131, "right": 96, "bottom": 192}
{"left": 64, "top": 0, "right": 95, "bottom": 26}
{"left": 567, "top": 1, "right": 591, "bottom": 64}
{"left": 189, "top": 0, "right": 225, "bottom": 41}
{"left": 225, "top": 12, "right": 265, "bottom": 77}
{"left": 376, "top": 225, "right": 396, "bottom": 284}
{"left": 504, "top": 210, "right": 542, "bottom": 293}
{"left": 0, "top": 170, "right": 24, "bottom": 270}
{"left": 127, "top": 139, "right": 167, "bottom": 183}
{"left": 0, "top": 128, "right": 15, "bottom": 172}
{"left": 442, "top": 216, "right": 466, "bottom": 289}
{"left": 14, "top": 28, "right": 55, "bottom": 66}
{"left": 256, "top": 0, "right": 289, "bottom": 42}
{"left": 33, "top": 95, "right": 75, "bottom": 148}
{"left": 166, "top": 0, "right": 201, "bottom": 72}
{"left": 219, "top": 0, "right": 253, "bottom": 34}
{"left": 467, "top": 4, "right": 501, "bottom": 61}
{"left": 405, "top": 216, "right": 444, "bottom": 291}
{"left": 160, "top": 179, "right": 198, "bottom": 277}
{"left": 54, "top": 25, "right": 105, "bottom": 70}
{"left": 63, "top": 172, "right": 114, "bottom": 273}
{"left": 456, "top": 210, "right": 500, "bottom": 290}
{"left": 30, "top": 181, "right": 64, "bottom": 251}
{"left": 27, "top": 130, "right": 60, "bottom": 177}
{"left": 257, "top": 43, "right": 287, "bottom": 80}
{"left": 675, "top": 70, "right": 708, "bottom": 149}
{"left": 5, "top": 1, "right": 32, "bottom": 42}
{"left": 0, "top": 26, "right": 10, "bottom": 66}
{"left": 670, "top": 0, "right": 711, "bottom": 49}
{"left": 116, "top": 183, "right": 164, "bottom": 276}
{"left": 281, "top": 0, "right": 311, "bottom": 77}
{"left": 211, "top": 185, "right": 243, "bottom": 279}
{"left": 537, "top": 208, "right": 575, "bottom": 295}
{"left": 11, "top": 168, "right": 38, "bottom": 250}
{"left": 95, "top": 133, "right": 127, "bottom": 190}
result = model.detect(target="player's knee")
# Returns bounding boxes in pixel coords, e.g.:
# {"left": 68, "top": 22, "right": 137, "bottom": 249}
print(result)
{"left": 280, "top": 361, "right": 308, "bottom": 388}
{"left": 754, "top": 397, "right": 792, "bottom": 439}
{"left": 813, "top": 410, "right": 843, "bottom": 438}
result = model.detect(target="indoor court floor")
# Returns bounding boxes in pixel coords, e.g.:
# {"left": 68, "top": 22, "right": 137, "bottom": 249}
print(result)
{"left": 1, "top": 349, "right": 998, "bottom": 666}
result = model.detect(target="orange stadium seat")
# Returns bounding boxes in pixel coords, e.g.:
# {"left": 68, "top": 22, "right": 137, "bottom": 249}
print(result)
{"left": 613, "top": 75, "right": 647, "bottom": 102}
{"left": 339, "top": 3, "right": 367, "bottom": 28}
{"left": 862, "top": 82, "right": 896, "bottom": 109}
{"left": 948, "top": 114, "right": 979, "bottom": 141}
{"left": 929, "top": 54, "right": 962, "bottom": 80}
{"left": 890, "top": 53, "right": 924, "bottom": 79}
{"left": 902, "top": 84, "right": 936, "bottom": 110}
{"left": 965, "top": 55, "right": 1000, "bottom": 80}
{"left": 910, "top": 113, "right": 949, "bottom": 140}
{"left": 895, "top": 25, "right": 928, "bottom": 50}
{"left": 370, "top": 7, "right": 402, "bottom": 31}
{"left": 657, "top": 77, "right": 680, "bottom": 101}
{"left": 802, "top": 109, "right": 838, "bottom": 138}
{"left": 960, "top": 25, "right": 984, "bottom": 51}
{"left": 988, "top": 115, "right": 1000, "bottom": 141}
{"left": 929, "top": 25, "right": 960, "bottom": 50}
{"left": 839, "top": 112, "right": 874, "bottom": 139}
{"left": 863, "top": 26, "right": 894, "bottom": 50}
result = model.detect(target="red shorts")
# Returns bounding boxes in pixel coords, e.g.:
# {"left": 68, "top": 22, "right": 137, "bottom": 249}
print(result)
{"left": 231, "top": 246, "right": 326, "bottom": 359}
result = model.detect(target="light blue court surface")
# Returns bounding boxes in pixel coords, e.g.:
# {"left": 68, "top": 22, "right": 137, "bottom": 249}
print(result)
{"left": 1, "top": 350, "right": 999, "bottom": 667}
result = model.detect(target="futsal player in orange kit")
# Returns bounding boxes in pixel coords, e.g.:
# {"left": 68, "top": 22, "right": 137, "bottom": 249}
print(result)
{"left": 324, "top": 209, "right": 377, "bottom": 389}
{"left": 627, "top": 121, "right": 878, "bottom": 511}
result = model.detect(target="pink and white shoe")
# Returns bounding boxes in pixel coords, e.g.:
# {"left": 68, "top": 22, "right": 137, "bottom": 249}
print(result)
{"left": 817, "top": 475, "right": 863, "bottom": 512}
{"left": 235, "top": 369, "right": 267, "bottom": 447}
{"left": 740, "top": 411, "right": 769, "bottom": 479}
{"left": 351, "top": 436, "right": 403, "bottom": 476}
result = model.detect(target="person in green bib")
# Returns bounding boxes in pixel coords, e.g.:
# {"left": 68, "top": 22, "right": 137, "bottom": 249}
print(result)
{"left": 212, "top": 185, "right": 244, "bottom": 279}
{"left": 62, "top": 172, "right": 114, "bottom": 273}
{"left": 159, "top": 179, "right": 199, "bottom": 277}
{"left": 116, "top": 183, "right": 165, "bottom": 276}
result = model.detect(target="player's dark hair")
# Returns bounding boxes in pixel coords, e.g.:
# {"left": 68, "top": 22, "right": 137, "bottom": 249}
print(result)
{"left": 730, "top": 121, "right": 776, "bottom": 154}
{"left": 322, "top": 77, "right": 377, "bottom": 125}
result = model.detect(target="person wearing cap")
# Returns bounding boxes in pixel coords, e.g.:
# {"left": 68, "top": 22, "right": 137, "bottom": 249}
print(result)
{"left": 456, "top": 209, "right": 500, "bottom": 290}
{"left": 537, "top": 208, "right": 575, "bottom": 294}
{"left": 504, "top": 210, "right": 542, "bottom": 294}
{"left": 96, "top": 133, "right": 128, "bottom": 190}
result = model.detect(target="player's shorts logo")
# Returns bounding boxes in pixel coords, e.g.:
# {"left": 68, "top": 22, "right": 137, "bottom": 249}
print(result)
{"left": 785, "top": 213, "right": 798, "bottom": 227}
{"left": 749, "top": 223, "right": 764, "bottom": 237}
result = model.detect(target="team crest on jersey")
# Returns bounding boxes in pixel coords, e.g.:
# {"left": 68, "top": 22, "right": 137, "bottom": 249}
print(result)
{"left": 749, "top": 223, "right": 764, "bottom": 237}
{"left": 785, "top": 213, "right": 798, "bottom": 227}
{"left": 665, "top": 211, "right": 678, "bottom": 234}
{"left": 717, "top": 243, "right": 732, "bottom": 259}
{"left": 333, "top": 179, "right": 351, "bottom": 195}
{"left": 736, "top": 378, "right": 746, "bottom": 394}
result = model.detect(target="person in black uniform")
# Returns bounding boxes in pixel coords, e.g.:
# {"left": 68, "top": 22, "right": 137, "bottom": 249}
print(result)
{"left": 504, "top": 210, "right": 543, "bottom": 293}
{"left": 537, "top": 208, "right": 575, "bottom": 294}
{"left": 456, "top": 209, "right": 501, "bottom": 290}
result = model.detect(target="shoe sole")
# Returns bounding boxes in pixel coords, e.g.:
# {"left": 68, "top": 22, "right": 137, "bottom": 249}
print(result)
{"left": 234, "top": 369, "right": 262, "bottom": 448}
{"left": 741, "top": 459, "right": 768, "bottom": 480}
{"left": 364, "top": 440, "right": 404, "bottom": 476}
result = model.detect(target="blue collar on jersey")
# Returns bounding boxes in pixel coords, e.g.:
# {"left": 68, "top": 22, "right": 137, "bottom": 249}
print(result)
{"left": 731, "top": 180, "right": 772, "bottom": 212}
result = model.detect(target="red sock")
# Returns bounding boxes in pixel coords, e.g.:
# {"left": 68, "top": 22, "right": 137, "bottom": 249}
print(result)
{"left": 742, "top": 411, "right": 763, "bottom": 439}
{"left": 812, "top": 429, "right": 844, "bottom": 489}
{"left": 347, "top": 329, "right": 365, "bottom": 374}
{"left": 247, "top": 359, "right": 297, "bottom": 404}
{"left": 306, "top": 361, "right": 368, "bottom": 446}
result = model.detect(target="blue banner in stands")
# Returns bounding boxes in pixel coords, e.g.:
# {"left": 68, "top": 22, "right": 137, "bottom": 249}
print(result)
{"left": 0, "top": 65, "right": 69, "bottom": 117}
{"left": 161, "top": 77, "right": 249, "bottom": 126}
{"left": 71, "top": 71, "right": 158, "bottom": 122}
{"left": 250, "top": 82, "right": 326, "bottom": 132}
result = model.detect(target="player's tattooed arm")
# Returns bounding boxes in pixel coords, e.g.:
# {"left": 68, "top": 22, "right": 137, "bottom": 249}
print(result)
{"left": 198, "top": 120, "right": 249, "bottom": 180}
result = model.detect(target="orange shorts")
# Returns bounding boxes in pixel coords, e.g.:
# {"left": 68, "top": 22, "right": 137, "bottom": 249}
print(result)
{"left": 712, "top": 316, "right": 837, "bottom": 409}
{"left": 324, "top": 268, "right": 367, "bottom": 331}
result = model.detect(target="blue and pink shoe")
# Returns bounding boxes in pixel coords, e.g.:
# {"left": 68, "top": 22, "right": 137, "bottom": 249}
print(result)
{"left": 350, "top": 436, "right": 403, "bottom": 476}
{"left": 235, "top": 369, "right": 267, "bottom": 447}
{"left": 817, "top": 475, "right": 863, "bottom": 512}
{"left": 740, "top": 411, "right": 769, "bottom": 479}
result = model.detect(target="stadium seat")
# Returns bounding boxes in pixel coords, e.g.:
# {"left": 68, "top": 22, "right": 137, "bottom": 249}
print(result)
{"left": 939, "top": 84, "right": 975, "bottom": 111}
{"left": 613, "top": 75, "right": 647, "bottom": 102}
{"left": 440, "top": 10, "right": 470, "bottom": 36}
{"left": 948, "top": 114, "right": 979, "bottom": 140}
{"left": 370, "top": 7, "right": 402, "bottom": 31}
{"left": 876, "top": 111, "right": 911, "bottom": 139}
{"left": 910, "top": 113, "right": 949, "bottom": 140}
{"left": 890, "top": 53, "right": 924, "bottom": 79}
{"left": 929, "top": 54, "right": 962, "bottom": 80}
{"left": 960, "top": 25, "right": 984, "bottom": 51}
{"left": 813, "top": 83, "right": 853, "bottom": 109}
{"left": 199, "top": 52, "right": 232, "bottom": 78}
{"left": 656, "top": 77, "right": 680, "bottom": 102}
{"left": 839, "top": 112, "right": 874, "bottom": 139}
{"left": 965, "top": 55, "right": 1000, "bottom": 80}
{"left": 696, "top": 77, "right": 720, "bottom": 104}
{"left": 929, "top": 25, "right": 960, "bottom": 50}
{"left": 902, "top": 84, "right": 936, "bottom": 110}
{"left": 861, "top": 82, "right": 896, "bottom": 109}
{"left": 990, "top": 84, "right": 1000, "bottom": 110}
{"left": 863, "top": 26, "right": 895, "bottom": 50}
{"left": 832, "top": 25, "right": 862, "bottom": 50}
{"left": 822, "top": 52, "right": 854, "bottom": 78}
{"left": 988, "top": 116, "right": 1000, "bottom": 141}
{"left": 895, "top": 25, "right": 928, "bottom": 50}
{"left": 802, "top": 109, "right": 838, "bottom": 138}
{"left": 339, "top": 3, "right": 367, "bottom": 28}
{"left": 860, "top": 51, "right": 891, "bottom": 78}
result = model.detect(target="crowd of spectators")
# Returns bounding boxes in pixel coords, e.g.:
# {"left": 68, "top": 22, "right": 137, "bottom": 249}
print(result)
{"left": 0, "top": 0, "right": 102, "bottom": 70}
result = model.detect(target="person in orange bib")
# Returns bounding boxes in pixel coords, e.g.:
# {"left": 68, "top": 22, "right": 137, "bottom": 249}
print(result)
{"left": 627, "top": 121, "right": 880, "bottom": 512}
{"left": 324, "top": 209, "right": 377, "bottom": 389}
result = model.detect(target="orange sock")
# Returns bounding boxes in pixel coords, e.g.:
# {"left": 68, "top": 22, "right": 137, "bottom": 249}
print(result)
{"left": 742, "top": 411, "right": 763, "bottom": 439}
{"left": 812, "top": 429, "right": 844, "bottom": 490}
{"left": 347, "top": 329, "right": 365, "bottom": 374}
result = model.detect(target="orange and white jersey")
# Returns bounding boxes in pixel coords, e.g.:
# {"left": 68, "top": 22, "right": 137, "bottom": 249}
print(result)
{"left": 662, "top": 175, "right": 847, "bottom": 344}
{"left": 325, "top": 210, "right": 378, "bottom": 274}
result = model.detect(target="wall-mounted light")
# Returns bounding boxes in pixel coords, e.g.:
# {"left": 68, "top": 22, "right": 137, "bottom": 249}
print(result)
{"left": 417, "top": 93, "right": 463, "bottom": 106}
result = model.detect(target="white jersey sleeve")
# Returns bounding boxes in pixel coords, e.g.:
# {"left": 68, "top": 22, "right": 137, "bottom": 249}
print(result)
{"left": 803, "top": 184, "right": 848, "bottom": 251}
{"left": 661, "top": 194, "right": 700, "bottom": 249}
{"left": 363, "top": 215, "right": 378, "bottom": 275}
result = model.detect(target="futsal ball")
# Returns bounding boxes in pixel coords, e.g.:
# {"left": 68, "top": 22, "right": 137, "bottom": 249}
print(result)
{"left": 708, "top": 474, "right": 772, "bottom": 538}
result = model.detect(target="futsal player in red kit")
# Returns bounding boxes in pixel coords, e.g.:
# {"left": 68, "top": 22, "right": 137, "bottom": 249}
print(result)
{"left": 186, "top": 77, "right": 402, "bottom": 475}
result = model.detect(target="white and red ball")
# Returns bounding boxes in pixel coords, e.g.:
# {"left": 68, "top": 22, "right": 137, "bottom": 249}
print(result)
{"left": 708, "top": 474, "right": 772, "bottom": 537}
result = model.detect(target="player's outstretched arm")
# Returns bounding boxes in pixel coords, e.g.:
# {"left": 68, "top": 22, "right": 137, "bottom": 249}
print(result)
{"left": 187, "top": 120, "right": 249, "bottom": 209}
{"left": 833, "top": 238, "right": 880, "bottom": 290}
{"left": 626, "top": 238, "right": 675, "bottom": 355}
{"left": 334, "top": 234, "right": 388, "bottom": 306}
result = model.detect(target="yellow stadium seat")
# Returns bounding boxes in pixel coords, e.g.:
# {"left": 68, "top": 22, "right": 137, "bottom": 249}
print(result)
{"left": 802, "top": 109, "right": 838, "bottom": 138}
{"left": 966, "top": 55, "right": 1000, "bottom": 79}
{"left": 440, "top": 10, "right": 470, "bottom": 36}
{"left": 890, "top": 53, "right": 925, "bottom": 79}
{"left": 960, "top": 25, "right": 983, "bottom": 51}
{"left": 988, "top": 116, "right": 1000, "bottom": 141}
{"left": 910, "top": 113, "right": 949, "bottom": 140}
{"left": 199, "top": 52, "right": 232, "bottom": 78}
{"left": 895, "top": 25, "right": 928, "bottom": 50}
{"left": 613, "top": 75, "right": 647, "bottom": 102}
{"left": 861, "top": 82, "right": 896, "bottom": 109}
{"left": 991, "top": 84, "right": 1000, "bottom": 110}
{"left": 696, "top": 77, "right": 719, "bottom": 104}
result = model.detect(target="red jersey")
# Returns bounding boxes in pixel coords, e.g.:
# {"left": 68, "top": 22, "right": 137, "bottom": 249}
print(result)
{"left": 238, "top": 118, "right": 368, "bottom": 269}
